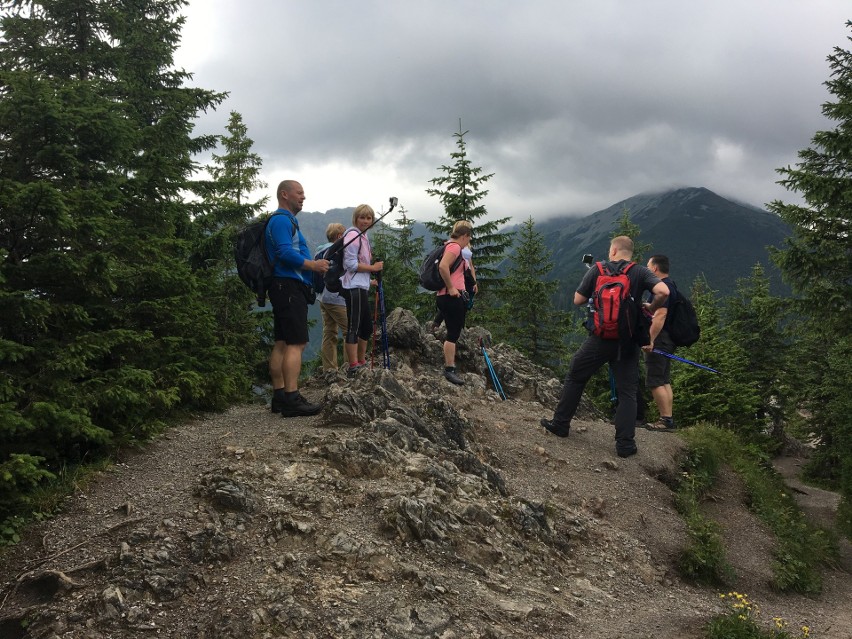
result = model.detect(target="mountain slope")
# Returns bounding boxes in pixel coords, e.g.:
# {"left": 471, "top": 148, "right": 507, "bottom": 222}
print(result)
{"left": 533, "top": 187, "right": 791, "bottom": 299}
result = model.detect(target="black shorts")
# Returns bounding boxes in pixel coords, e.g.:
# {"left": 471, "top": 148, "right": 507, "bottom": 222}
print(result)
{"left": 341, "top": 287, "right": 372, "bottom": 343}
{"left": 645, "top": 330, "right": 675, "bottom": 388}
{"left": 268, "top": 277, "right": 310, "bottom": 345}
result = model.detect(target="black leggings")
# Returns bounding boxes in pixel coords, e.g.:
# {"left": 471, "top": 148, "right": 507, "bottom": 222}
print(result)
{"left": 436, "top": 294, "right": 467, "bottom": 343}
{"left": 342, "top": 287, "right": 372, "bottom": 343}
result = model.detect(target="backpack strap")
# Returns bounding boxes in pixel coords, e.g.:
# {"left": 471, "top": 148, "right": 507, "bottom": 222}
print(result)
{"left": 446, "top": 241, "right": 464, "bottom": 273}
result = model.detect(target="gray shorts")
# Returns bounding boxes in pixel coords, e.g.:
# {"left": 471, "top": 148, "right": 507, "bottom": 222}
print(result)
{"left": 645, "top": 330, "right": 675, "bottom": 388}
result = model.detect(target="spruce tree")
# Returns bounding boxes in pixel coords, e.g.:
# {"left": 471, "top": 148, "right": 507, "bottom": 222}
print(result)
{"left": 371, "top": 206, "right": 426, "bottom": 318}
{"left": 190, "top": 111, "right": 270, "bottom": 391}
{"left": 611, "top": 207, "right": 652, "bottom": 263}
{"left": 425, "top": 123, "right": 513, "bottom": 289}
{"left": 492, "top": 217, "right": 570, "bottom": 369}
{"left": 0, "top": 0, "right": 227, "bottom": 524}
{"left": 724, "top": 263, "right": 790, "bottom": 444}
{"left": 669, "top": 277, "right": 760, "bottom": 430}
{"left": 768, "top": 22, "right": 852, "bottom": 529}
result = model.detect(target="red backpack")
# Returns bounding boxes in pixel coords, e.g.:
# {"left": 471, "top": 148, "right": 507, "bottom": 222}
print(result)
{"left": 590, "top": 261, "right": 640, "bottom": 341}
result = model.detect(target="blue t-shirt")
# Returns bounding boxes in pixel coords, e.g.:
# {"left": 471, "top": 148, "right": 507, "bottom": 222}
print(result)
{"left": 265, "top": 209, "right": 312, "bottom": 286}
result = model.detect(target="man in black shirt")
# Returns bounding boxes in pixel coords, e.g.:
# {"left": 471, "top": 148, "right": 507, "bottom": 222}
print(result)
{"left": 541, "top": 236, "right": 669, "bottom": 458}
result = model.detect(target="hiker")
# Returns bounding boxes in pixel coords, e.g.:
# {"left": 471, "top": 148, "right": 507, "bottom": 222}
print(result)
{"left": 316, "top": 223, "right": 350, "bottom": 372}
{"left": 266, "top": 180, "right": 329, "bottom": 417}
{"left": 640, "top": 254, "right": 677, "bottom": 431}
{"left": 433, "top": 244, "right": 477, "bottom": 331}
{"left": 341, "top": 204, "right": 383, "bottom": 377}
{"left": 436, "top": 220, "right": 474, "bottom": 385}
{"left": 540, "top": 236, "right": 669, "bottom": 458}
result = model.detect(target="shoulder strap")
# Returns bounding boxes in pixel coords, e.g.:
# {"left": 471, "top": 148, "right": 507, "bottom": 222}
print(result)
{"left": 599, "top": 260, "right": 633, "bottom": 276}
{"left": 266, "top": 211, "right": 297, "bottom": 244}
{"left": 446, "top": 242, "right": 464, "bottom": 273}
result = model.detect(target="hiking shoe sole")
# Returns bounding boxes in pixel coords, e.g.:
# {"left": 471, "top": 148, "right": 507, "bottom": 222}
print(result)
{"left": 279, "top": 403, "right": 323, "bottom": 418}
{"left": 639, "top": 420, "right": 676, "bottom": 432}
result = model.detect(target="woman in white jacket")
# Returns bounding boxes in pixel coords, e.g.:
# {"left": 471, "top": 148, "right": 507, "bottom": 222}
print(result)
{"left": 341, "top": 204, "right": 383, "bottom": 375}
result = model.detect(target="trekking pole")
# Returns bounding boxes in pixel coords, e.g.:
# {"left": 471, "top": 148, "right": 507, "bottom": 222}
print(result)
{"left": 651, "top": 349, "right": 721, "bottom": 374}
{"left": 371, "top": 286, "right": 379, "bottom": 370}
{"left": 377, "top": 275, "right": 390, "bottom": 369}
{"left": 480, "top": 337, "right": 507, "bottom": 400}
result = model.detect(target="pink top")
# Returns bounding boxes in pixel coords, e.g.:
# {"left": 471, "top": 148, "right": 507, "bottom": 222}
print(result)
{"left": 437, "top": 241, "right": 465, "bottom": 295}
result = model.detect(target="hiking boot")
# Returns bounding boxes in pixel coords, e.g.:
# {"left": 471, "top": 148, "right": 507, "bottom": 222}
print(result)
{"left": 540, "top": 418, "right": 570, "bottom": 438}
{"left": 270, "top": 396, "right": 287, "bottom": 414}
{"left": 444, "top": 369, "right": 464, "bottom": 385}
{"left": 279, "top": 393, "right": 323, "bottom": 418}
{"left": 617, "top": 447, "right": 638, "bottom": 458}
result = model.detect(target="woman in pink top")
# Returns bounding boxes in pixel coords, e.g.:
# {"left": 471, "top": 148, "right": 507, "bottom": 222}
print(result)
{"left": 436, "top": 220, "right": 474, "bottom": 385}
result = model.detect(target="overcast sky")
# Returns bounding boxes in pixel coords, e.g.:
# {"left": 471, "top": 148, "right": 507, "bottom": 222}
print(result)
{"left": 174, "top": 1, "right": 850, "bottom": 224}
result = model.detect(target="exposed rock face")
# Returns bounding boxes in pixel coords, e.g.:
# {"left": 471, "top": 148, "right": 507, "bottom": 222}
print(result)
{"left": 6, "top": 310, "right": 845, "bottom": 638}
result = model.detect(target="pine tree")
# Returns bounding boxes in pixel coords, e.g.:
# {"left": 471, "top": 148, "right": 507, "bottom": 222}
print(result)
{"left": 425, "top": 123, "right": 513, "bottom": 289}
{"left": 0, "top": 0, "right": 227, "bottom": 524}
{"left": 371, "top": 206, "right": 426, "bottom": 319}
{"left": 768, "top": 22, "right": 852, "bottom": 528}
{"left": 189, "top": 111, "right": 270, "bottom": 390}
{"left": 668, "top": 277, "right": 760, "bottom": 429}
{"left": 724, "top": 263, "right": 790, "bottom": 444}
{"left": 491, "top": 218, "right": 570, "bottom": 368}
{"left": 611, "top": 207, "right": 652, "bottom": 263}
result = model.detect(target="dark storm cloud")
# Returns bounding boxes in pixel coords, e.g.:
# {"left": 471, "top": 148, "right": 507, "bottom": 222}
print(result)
{"left": 177, "top": 0, "right": 851, "bottom": 219}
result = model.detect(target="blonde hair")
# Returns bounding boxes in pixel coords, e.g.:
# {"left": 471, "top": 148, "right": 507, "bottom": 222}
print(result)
{"left": 352, "top": 204, "right": 375, "bottom": 226}
{"left": 450, "top": 220, "right": 473, "bottom": 239}
{"left": 610, "top": 235, "right": 634, "bottom": 256}
{"left": 326, "top": 223, "right": 345, "bottom": 242}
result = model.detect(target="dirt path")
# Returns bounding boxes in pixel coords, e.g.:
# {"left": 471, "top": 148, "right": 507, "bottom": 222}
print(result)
{"left": 0, "top": 371, "right": 850, "bottom": 638}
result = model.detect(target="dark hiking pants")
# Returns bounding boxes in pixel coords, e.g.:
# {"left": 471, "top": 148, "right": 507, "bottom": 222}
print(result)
{"left": 552, "top": 335, "right": 640, "bottom": 455}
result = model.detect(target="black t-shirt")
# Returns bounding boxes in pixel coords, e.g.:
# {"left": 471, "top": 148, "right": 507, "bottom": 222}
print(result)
{"left": 576, "top": 260, "right": 662, "bottom": 300}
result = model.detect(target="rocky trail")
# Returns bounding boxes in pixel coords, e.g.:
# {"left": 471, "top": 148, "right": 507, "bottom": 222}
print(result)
{"left": 1, "top": 310, "right": 849, "bottom": 639}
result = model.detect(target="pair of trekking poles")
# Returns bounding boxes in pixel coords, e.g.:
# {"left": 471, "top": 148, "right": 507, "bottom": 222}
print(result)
{"left": 371, "top": 271, "right": 390, "bottom": 370}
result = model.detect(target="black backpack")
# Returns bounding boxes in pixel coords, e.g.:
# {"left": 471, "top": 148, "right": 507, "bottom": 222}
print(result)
{"left": 323, "top": 227, "right": 361, "bottom": 294}
{"left": 233, "top": 212, "right": 296, "bottom": 307}
{"left": 666, "top": 282, "right": 700, "bottom": 347}
{"left": 312, "top": 246, "right": 329, "bottom": 294}
{"left": 234, "top": 213, "right": 279, "bottom": 307}
{"left": 419, "top": 243, "right": 464, "bottom": 291}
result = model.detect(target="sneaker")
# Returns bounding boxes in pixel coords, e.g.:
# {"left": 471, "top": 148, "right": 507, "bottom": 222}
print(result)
{"left": 347, "top": 363, "right": 365, "bottom": 378}
{"left": 540, "top": 418, "right": 570, "bottom": 438}
{"left": 279, "top": 393, "right": 323, "bottom": 418}
{"left": 444, "top": 369, "right": 465, "bottom": 385}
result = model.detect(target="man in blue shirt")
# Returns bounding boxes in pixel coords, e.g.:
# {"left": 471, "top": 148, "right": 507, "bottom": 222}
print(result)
{"left": 266, "top": 180, "right": 329, "bottom": 417}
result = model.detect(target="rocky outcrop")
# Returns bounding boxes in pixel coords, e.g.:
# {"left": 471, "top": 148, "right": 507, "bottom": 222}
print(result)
{"left": 0, "top": 311, "right": 662, "bottom": 639}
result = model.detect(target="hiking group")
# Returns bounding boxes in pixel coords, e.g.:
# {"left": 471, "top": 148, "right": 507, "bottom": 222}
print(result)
{"left": 261, "top": 179, "right": 477, "bottom": 417}
{"left": 256, "top": 180, "right": 690, "bottom": 458}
